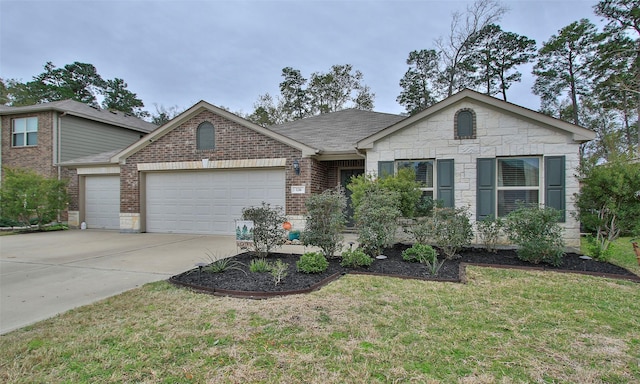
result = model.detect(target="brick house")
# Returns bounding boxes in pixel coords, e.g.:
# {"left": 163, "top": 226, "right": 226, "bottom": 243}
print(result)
{"left": 63, "top": 89, "right": 594, "bottom": 246}
{"left": 0, "top": 100, "right": 156, "bottom": 180}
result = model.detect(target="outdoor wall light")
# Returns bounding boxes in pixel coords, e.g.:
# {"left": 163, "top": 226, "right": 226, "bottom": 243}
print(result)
{"left": 293, "top": 159, "right": 300, "bottom": 175}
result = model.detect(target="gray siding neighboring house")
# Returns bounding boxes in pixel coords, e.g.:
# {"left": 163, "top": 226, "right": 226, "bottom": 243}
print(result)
{"left": 60, "top": 115, "right": 145, "bottom": 162}
{"left": 0, "top": 99, "right": 157, "bottom": 179}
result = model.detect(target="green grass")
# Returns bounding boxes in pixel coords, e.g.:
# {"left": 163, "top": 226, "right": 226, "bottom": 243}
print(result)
{"left": 1, "top": 266, "right": 639, "bottom": 383}
{"left": 581, "top": 236, "right": 640, "bottom": 275}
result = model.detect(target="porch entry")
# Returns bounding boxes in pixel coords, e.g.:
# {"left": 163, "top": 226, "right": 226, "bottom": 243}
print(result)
{"left": 340, "top": 168, "right": 364, "bottom": 227}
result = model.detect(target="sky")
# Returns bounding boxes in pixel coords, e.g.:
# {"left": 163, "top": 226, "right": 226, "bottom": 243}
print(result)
{"left": 0, "top": 0, "right": 606, "bottom": 117}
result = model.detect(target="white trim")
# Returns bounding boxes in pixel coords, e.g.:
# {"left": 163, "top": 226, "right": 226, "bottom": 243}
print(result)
{"left": 77, "top": 166, "right": 120, "bottom": 175}
{"left": 137, "top": 158, "right": 287, "bottom": 171}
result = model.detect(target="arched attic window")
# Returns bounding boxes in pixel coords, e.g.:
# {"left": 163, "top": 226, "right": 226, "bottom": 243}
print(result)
{"left": 454, "top": 109, "right": 476, "bottom": 139}
{"left": 197, "top": 121, "right": 215, "bottom": 150}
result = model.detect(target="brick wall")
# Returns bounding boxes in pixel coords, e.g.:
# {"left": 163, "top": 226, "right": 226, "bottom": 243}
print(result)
{"left": 122, "top": 110, "right": 307, "bottom": 215}
{"left": 1, "top": 111, "right": 56, "bottom": 178}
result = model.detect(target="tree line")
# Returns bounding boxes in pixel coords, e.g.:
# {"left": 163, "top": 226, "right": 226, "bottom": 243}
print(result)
{"left": 1, "top": 0, "right": 638, "bottom": 161}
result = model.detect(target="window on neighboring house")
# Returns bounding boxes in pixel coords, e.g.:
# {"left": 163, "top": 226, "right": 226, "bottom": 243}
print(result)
{"left": 497, "top": 157, "right": 539, "bottom": 216}
{"left": 12, "top": 117, "right": 38, "bottom": 147}
{"left": 455, "top": 109, "right": 475, "bottom": 139}
{"left": 396, "top": 160, "right": 434, "bottom": 199}
{"left": 197, "top": 121, "right": 215, "bottom": 150}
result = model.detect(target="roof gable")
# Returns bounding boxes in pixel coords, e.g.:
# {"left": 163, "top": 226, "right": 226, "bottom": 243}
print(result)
{"left": 113, "top": 101, "right": 317, "bottom": 163}
{"left": 357, "top": 89, "right": 596, "bottom": 149}
{"left": 0, "top": 100, "right": 157, "bottom": 133}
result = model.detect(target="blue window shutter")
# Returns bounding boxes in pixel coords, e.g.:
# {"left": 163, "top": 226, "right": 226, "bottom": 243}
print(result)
{"left": 437, "top": 159, "right": 455, "bottom": 207}
{"left": 477, "top": 158, "right": 495, "bottom": 220}
{"left": 545, "top": 156, "right": 566, "bottom": 222}
{"left": 378, "top": 161, "right": 394, "bottom": 179}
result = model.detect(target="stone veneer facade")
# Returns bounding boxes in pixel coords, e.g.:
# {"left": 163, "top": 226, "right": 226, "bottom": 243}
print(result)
{"left": 365, "top": 100, "right": 583, "bottom": 247}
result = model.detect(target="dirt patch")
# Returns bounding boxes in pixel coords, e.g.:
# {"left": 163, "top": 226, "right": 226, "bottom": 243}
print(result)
{"left": 170, "top": 244, "right": 640, "bottom": 297}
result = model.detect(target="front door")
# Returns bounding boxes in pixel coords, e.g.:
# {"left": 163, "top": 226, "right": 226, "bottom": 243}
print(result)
{"left": 340, "top": 168, "right": 364, "bottom": 227}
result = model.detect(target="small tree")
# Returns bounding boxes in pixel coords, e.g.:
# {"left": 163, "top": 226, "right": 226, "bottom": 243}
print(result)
{"left": 241, "top": 202, "right": 286, "bottom": 257}
{"left": 476, "top": 215, "right": 504, "bottom": 253}
{"left": 427, "top": 206, "right": 473, "bottom": 259}
{"left": 302, "top": 187, "right": 347, "bottom": 258}
{"left": 0, "top": 167, "right": 68, "bottom": 230}
{"left": 355, "top": 187, "right": 402, "bottom": 256}
{"left": 574, "top": 160, "right": 640, "bottom": 257}
{"left": 504, "top": 205, "right": 565, "bottom": 266}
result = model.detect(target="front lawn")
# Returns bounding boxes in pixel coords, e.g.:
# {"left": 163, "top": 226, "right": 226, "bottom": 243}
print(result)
{"left": 583, "top": 236, "right": 640, "bottom": 275}
{"left": 1, "top": 267, "right": 639, "bottom": 383}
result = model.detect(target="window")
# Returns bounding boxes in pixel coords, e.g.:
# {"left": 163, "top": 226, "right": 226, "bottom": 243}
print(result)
{"left": 196, "top": 122, "right": 215, "bottom": 150}
{"left": 455, "top": 109, "right": 475, "bottom": 139}
{"left": 396, "top": 160, "right": 434, "bottom": 198}
{"left": 497, "top": 157, "right": 539, "bottom": 216}
{"left": 12, "top": 117, "right": 38, "bottom": 147}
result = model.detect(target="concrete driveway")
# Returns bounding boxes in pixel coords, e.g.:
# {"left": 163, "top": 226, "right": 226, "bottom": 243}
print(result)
{"left": 0, "top": 230, "right": 265, "bottom": 335}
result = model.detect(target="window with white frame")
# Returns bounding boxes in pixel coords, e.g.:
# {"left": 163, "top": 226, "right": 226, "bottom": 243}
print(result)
{"left": 497, "top": 157, "right": 539, "bottom": 216}
{"left": 396, "top": 160, "right": 434, "bottom": 198}
{"left": 12, "top": 117, "right": 38, "bottom": 147}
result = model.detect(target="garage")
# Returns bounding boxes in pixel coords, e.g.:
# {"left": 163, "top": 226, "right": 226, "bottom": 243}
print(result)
{"left": 85, "top": 175, "right": 120, "bottom": 230}
{"left": 145, "top": 168, "right": 285, "bottom": 235}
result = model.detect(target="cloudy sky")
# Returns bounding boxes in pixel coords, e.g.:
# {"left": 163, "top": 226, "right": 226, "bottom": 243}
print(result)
{"left": 0, "top": 0, "right": 604, "bottom": 117}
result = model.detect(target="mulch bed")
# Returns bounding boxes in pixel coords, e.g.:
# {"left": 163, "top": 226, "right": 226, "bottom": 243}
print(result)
{"left": 169, "top": 244, "right": 640, "bottom": 298}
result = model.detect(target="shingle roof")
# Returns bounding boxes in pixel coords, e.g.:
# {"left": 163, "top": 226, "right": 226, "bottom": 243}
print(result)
{"left": 0, "top": 100, "right": 157, "bottom": 133}
{"left": 58, "top": 148, "right": 122, "bottom": 166}
{"left": 268, "top": 109, "right": 406, "bottom": 153}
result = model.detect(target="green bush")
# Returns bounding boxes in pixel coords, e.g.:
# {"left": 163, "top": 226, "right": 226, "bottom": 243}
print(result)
{"left": 428, "top": 207, "right": 473, "bottom": 259}
{"left": 297, "top": 252, "right": 329, "bottom": 273}
{"left": 302, "top": 187, "right": 346, "bottom": 258}
{"left": 241, "top": 202, "right": 286, "bottom": 257}
{"left": 249, "top": 258, "right": 272, "bottom": 273}
{"left": 354, "top": 187, "right": 401, "bottom": 256}
{"left": 504, "top": 205, "right": 565, "bottom": 266}
{"left": 347, "top": 168, "right": 423, "bottom": 218}
{"left": 574, "top": 160, "right": 640, "bottom": 254}
{"left": 405, "top": 217, "right": 432, "bottom": 245}
{"left": 402, "top": 243, "right": 437, "bottom": 263}
{"left": 476, "top": 216, "right": 504, "bottom": 253}
{"left": 0, "top": 167, "right": 68, "bottom": 230}
{"left": 340, "top": 249, "right": 373, "bottom": 268}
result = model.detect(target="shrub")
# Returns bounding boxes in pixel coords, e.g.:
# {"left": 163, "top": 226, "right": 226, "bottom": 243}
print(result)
{"left": 429, "top": 207, "right": 473, "bottom": 259}
{"left": 270, "top": 259, "right": 289, "bottom": 285}
{"left": 297, "top": 252, "right": 329, "bottom": 273}
{"left": 206, "top": 257, "right": 245, "bottom": 273}
{"left": 347, "top": 168, "right": 423, "bottom": 218}
{"left": 402, "top": 243, "right": 437, "bottom": 263}
{"left": 241, "top": 202, "right": 286, "bottom": 257}
{"left": 0, "top": 167, "right": 68, "bottom": 230}
{"left": 354, "top": 187, "right": 401, "bottom": 256}
{"left": 504, "top": 205, "right": 565, "bottom": 266}
{"left": 405, "top": 217, "right": 433, "bottom": 245}
{"left": 476, "top": 216, "right": 504, "bottom": 253}
{"left": 340, "top": 248, "right": 373, "bottom": 267}
{"left": 574, "top": 159, "right": 640, "bottom": 254}
{"left": 302, "top": 187, "right": 347, "bottom": 258}
{"left": 249, "top": 258, "right": 272, "bottom": 273}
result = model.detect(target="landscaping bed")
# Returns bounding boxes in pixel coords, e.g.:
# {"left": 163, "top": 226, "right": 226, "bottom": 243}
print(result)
{"left": 170, "top": 244, "right": 640, "bottom": 297}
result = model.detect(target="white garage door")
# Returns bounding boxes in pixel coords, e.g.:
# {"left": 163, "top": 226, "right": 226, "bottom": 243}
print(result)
{"left": 145, "top": 169, "right": 285, "bottom": 235}
{"left": 85, "top": 175, "right": 120, "bottom": 230}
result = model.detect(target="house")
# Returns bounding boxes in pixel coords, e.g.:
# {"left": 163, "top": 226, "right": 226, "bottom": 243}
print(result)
{"left": 0, "top": 100, "right": 157, "bottom": 180}
{"left": 63, "top": 89, "right": 594, "bottom": 247}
